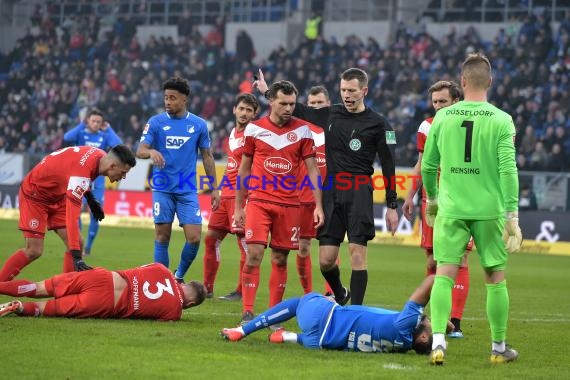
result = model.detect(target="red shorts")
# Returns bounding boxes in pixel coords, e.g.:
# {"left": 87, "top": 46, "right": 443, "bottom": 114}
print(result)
{"left": 300, "top": 203, "right": 316, "bottom": 239}
{"left": 244, "top": 201, "right": 300, "bottom": 250}
{"left": 208, "top": 197, "right": 244, "bottom": 234}
{"left": 45, "top": 268, "right": 116, "bottom": 318}
{"left": 18, "top": 188, "right": 66, "bottom": 239}
{"left": 421, "top": 198, "right": 473, "bottom": 253}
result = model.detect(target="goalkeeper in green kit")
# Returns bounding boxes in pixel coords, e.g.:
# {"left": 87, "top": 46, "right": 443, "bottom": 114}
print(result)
{"left": 421, "top": 53, "right": 522, "bottom": 366}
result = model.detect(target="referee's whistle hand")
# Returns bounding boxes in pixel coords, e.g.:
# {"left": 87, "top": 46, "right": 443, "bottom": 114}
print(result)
{"left": 386, "top": 208, "right": 399, "bottom": 236}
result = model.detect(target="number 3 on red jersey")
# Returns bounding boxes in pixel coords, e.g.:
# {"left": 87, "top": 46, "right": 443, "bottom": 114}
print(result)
{"left": 143, "top": 279, "right": 174, "bottom": 300}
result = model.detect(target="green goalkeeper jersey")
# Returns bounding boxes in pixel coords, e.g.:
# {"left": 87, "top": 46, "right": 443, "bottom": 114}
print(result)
{"left": 421, "top": 101, "right": 519, "bottom": 219}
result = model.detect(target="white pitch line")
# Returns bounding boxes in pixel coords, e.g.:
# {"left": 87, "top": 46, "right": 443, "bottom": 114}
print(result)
{"left": 383, "top": 363, "right": 416, "bottom": 371}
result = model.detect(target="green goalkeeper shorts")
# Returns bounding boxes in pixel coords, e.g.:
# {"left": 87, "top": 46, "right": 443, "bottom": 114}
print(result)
{"left": 433, "top": 216, "right": 507, "bottom": 270}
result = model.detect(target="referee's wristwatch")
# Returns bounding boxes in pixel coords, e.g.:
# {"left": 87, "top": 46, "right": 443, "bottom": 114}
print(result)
{"left": 387, "top": 201, "right": 398, "bottom": 209}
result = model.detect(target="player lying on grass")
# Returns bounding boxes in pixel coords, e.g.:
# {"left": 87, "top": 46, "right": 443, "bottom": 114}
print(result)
{"left": 0, "top": 263, "right": 206, "bottom": 321}
{"left": 221, "top": 275, "right": 452, "bottom": 354}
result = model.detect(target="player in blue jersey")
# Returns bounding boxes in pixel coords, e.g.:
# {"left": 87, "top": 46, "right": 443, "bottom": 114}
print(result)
{"left": 63, "top": 108, "right": 123, "bottom": 255}
{"left": 136, "top": 77, "right": 220, "bottom": 283}
{"left": 222, "top": 275, "right": 451, "bottom": 355}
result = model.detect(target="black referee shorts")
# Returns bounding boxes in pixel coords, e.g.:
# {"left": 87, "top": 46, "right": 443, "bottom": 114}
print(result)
{"left": 318, "top": 180, "right": 374, "bottom": 246}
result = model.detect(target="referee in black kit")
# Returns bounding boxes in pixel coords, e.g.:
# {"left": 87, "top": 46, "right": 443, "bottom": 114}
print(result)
{"left": 254, "top": 68, "right": 399, "bottom": 306}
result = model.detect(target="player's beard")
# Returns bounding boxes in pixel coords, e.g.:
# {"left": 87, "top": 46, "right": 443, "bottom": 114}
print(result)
{"left": 279, "top": 113, "right": 291, "bottom": 124}
{"left": 236, "top": 117, "right": 250, "bottom": 130}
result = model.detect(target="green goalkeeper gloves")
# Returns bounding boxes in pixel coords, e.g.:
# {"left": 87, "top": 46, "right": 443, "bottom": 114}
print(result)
{"left": 425, "top": 197, "right": 438, "bottom": 227}
{"left": 503, "top": 212, "right": 523, "bottom": 253}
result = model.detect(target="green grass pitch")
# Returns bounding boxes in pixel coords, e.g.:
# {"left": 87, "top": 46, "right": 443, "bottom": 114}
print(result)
{"left": 0, "top": 219, "right": 568, "bottom": 379}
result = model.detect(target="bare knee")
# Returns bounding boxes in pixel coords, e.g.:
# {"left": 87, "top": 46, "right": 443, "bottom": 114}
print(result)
{"left": 271, "top": 250, "right": 289, "bottom": 266}
{"left": 24, "top": 240, "right": 44, "bottom": 260}
{"left": 155, "top": 232, "right": 171, "bottom": 242}
{"left": 298, "top": 239, "right": 311, "bottom": 258}
{"left": 245, "top": 245, "right": 265, "bottom": 266}
{"left": 319, "top": 246, "right": 339, "bottom": 270}
{"left": 350, "top": 253, "right": 366, "bottom": 269}
{"left": 183, "top": 225, "right": 201, "bottom": 245}
{"left": 349, "top": 244, "right": 367, "bottom": 270}
{"left": 186, "top": 235, "right": 200, "bottom": 245}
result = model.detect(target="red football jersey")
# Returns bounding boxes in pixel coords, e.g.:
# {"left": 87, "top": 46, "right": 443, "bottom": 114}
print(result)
{"left": 416, "top": 117, "right": 433, "bottom": 153}
{"left": 20, "top": 146, "right": 105, "bottom": 250}
{"left": 298, "top": 122, "right": 326, "bottom": 204}
{"left": 416, "top": 117, "right": 441, "bottom": 201}
{"left": 242, "top": 116, "right": 315, "bottom": 206}
{"left": 115, "top": 263, "right": 184, "bottom": 321}
{"left": 221, "top": 127, "right": 245, "bottom": 198}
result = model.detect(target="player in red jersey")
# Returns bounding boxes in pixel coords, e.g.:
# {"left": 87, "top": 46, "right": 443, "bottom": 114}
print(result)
{"left": 402, "top": 81, "right": 471, "bottom": 338}
{"left": 0, "top": 145, "right": 136, "bottom": 281}
{"left": 0, "top": 263, "right": 206, "bottom": 320}
{"left": 202, "top": 93, "right": 259, "bottom": 301}
{"left": 234, "top": 80, "right": 324, "bottom": 324}
{"left": 295, "top": 86, "right": 330, "bottom": 295}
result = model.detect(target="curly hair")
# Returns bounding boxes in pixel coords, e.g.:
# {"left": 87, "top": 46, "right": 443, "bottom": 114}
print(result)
{"left": 163, "top": 76, "right": 190, "bottom": 96}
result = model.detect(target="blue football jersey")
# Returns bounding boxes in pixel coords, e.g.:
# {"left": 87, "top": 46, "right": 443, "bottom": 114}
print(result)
{"left": 140, "top": 112, "right": 210, "bottom": 194}
{"left": 64, "top": 122, "right": 122, "bottom": 150}
{"left": 64, "top": 122, "right": 123, "bottom": 193}
{"left": 322, "top": 301, "right": 424, "bottom": 353}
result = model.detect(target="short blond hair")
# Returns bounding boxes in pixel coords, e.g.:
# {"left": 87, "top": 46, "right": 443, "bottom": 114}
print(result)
{"left": 461, "top": 53, "right": 492, "bottom": 89}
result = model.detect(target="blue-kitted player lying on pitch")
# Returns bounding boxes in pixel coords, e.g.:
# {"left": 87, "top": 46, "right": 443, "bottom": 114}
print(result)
{"left": 222, "top": 275, "right": 452, "bottom": 355}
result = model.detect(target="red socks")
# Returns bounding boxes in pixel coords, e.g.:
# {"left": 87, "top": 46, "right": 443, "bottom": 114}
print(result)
{"left": 20, "top": 302, "right": 41, "bottom": 316}
{"left": 202, "top": 235, "right": 220, "bottom": 294}
{"left": 269, "top": 262, "right": 287, "bottom": 307}
{"left": 451, "top": 266, "right": 470, "bottom": 320}
{"left": 236, "top": 236, "right": 247, "bottom": 293}
{"left": 425, "top": 250, "right": 436, "bottom": 276}
{"left": 0, "top": 279, "right": 37, "bottom": 297}
{"left": 0, "top": 250, "right": 32, "bottom": 282}
{"left": 296, "top": 254, "right": 312, "bottom": 294}
{"left": 63, "top": 251, "right": 75, "bottom": 273}
{"left": 241, "top": 265, "right": 259, "bottom": 313}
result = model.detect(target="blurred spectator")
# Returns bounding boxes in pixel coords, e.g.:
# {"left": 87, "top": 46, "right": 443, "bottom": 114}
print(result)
{"left": 177, "top": 11, "right": 194, "bottom": 37}
{"left": 519, "top": 184, "right": 538, "bottom": 211}
{"left": 519, "top": 125, "right": 538, "bottom": 156}
{"left": 235, "top": 29, "right": 255, "bottom": 65}
{"left": 546, "top": 143, "right": 567, "bottom": 171}
{"left": 529, "top": 141, "right": 549, "bottom": 169}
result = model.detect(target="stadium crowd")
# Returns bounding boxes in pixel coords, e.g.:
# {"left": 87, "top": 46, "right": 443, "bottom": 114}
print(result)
{"left": 0, "top": 8, "right": 569, "bottom": 171}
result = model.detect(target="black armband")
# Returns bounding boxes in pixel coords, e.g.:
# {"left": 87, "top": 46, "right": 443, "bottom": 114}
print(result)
{"left": 84, "top": 191, "right": 95, "bottom": 202}
{"left": 387, "top": 201, "right": 398, "bottom": 209}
